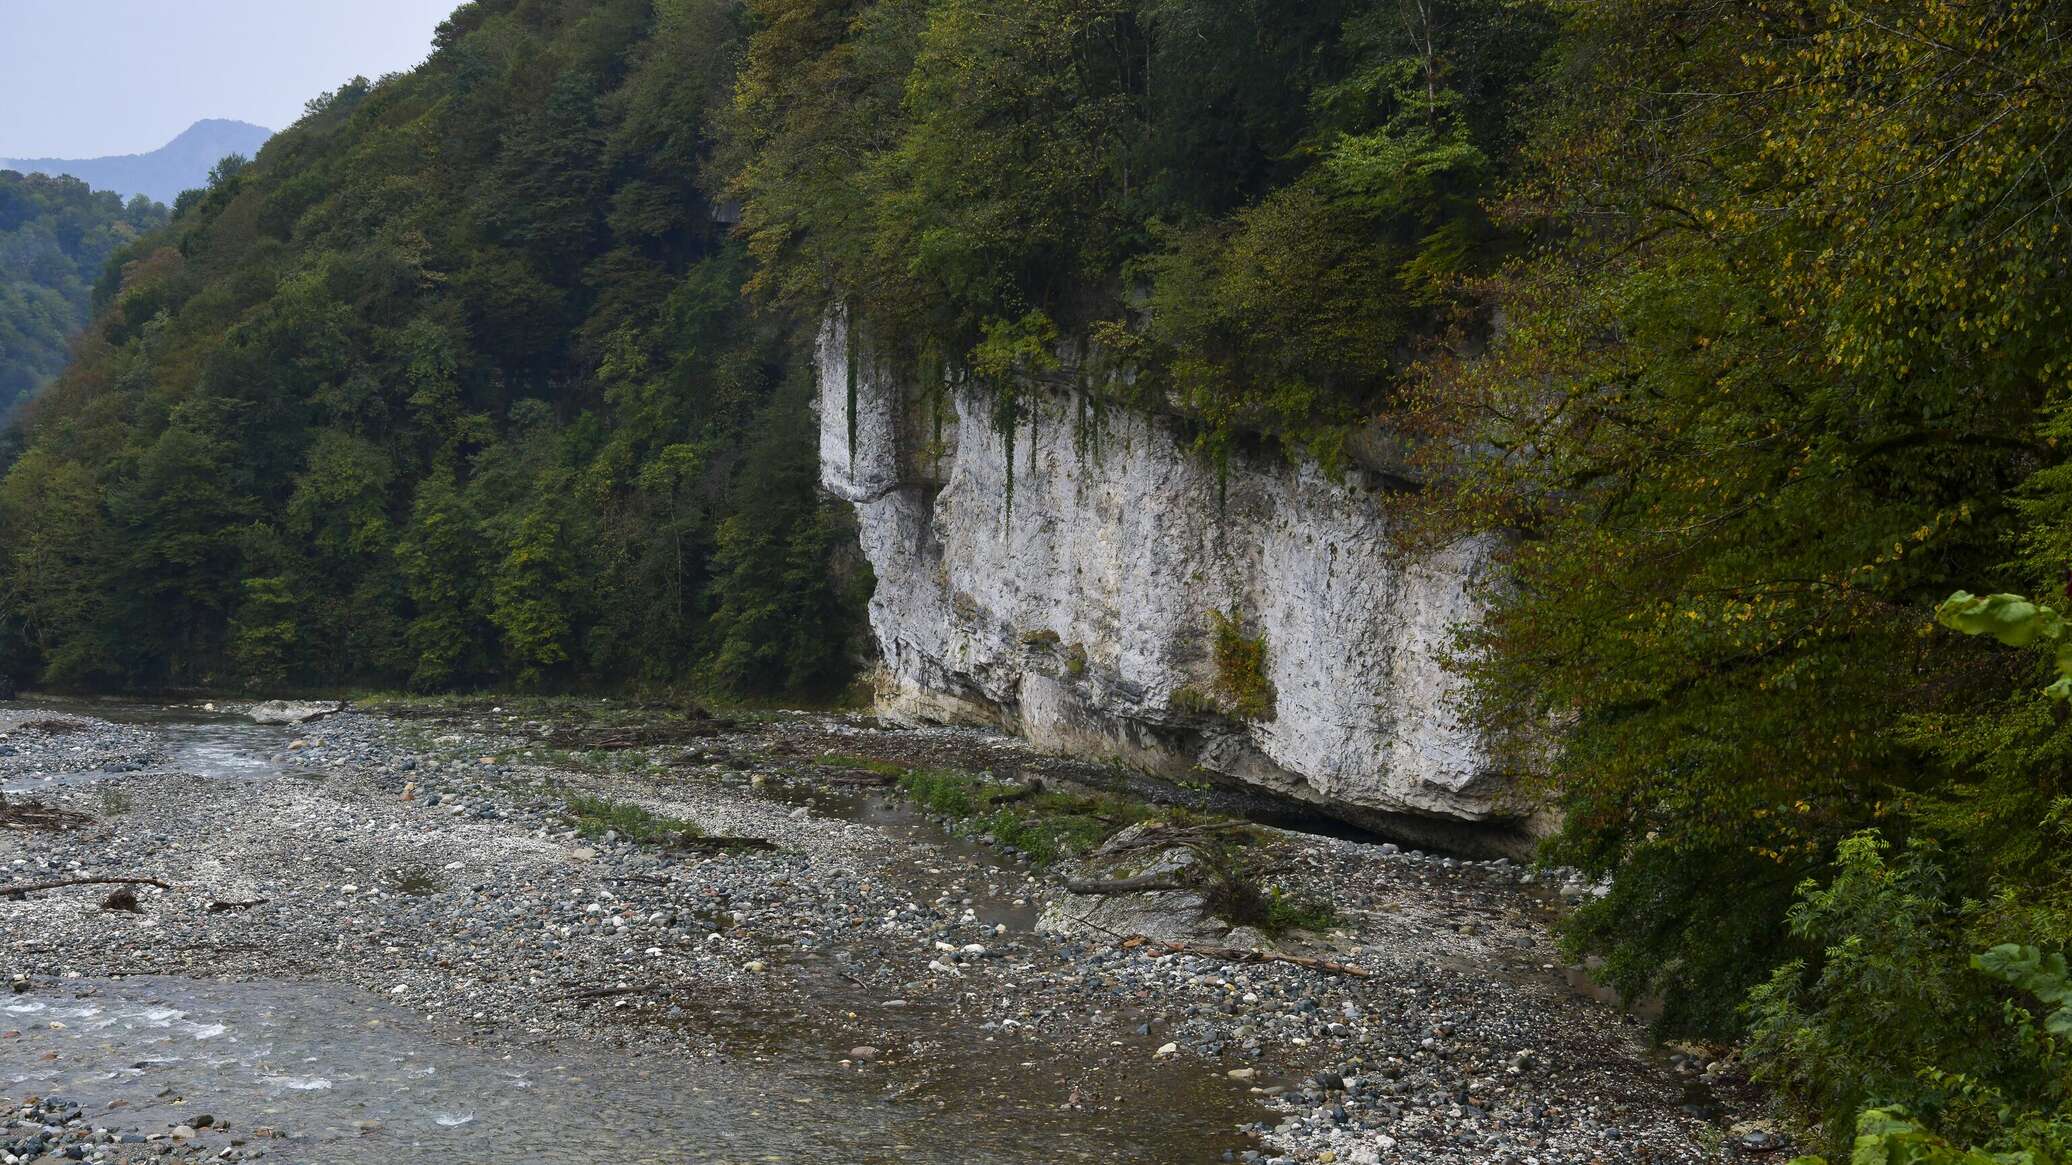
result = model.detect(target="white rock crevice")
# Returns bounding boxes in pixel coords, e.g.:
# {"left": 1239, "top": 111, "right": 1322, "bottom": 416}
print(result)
{"left": 815, "top": 313, "right": 1540, "bottom": 854}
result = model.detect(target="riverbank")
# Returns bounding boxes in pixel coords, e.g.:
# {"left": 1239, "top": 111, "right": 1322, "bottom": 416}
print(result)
{"left": 3, "top": 698, "right": 1770, "bottom": 1163}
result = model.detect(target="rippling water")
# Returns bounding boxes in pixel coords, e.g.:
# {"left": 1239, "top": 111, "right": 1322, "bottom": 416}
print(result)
{"left": 2, "top": 699, "right": 1263, "bottom": 1163}
{"left": 5, "top": 976, "right": 1252, "bottom": 1163}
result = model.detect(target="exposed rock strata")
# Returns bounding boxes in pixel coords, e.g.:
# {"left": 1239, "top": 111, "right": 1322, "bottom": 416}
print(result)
{"left": 816, "top": 315, "right": 1539, "bottom": 854}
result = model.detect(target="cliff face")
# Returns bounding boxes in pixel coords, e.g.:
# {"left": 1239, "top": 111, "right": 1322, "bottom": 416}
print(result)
{"left": 817, "top": 315, "right": 1537, "bottom": 854}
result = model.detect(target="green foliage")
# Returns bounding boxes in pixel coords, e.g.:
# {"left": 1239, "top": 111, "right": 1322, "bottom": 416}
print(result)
{"left": 0, "top": 0, "right": 868, "bottom": 698}
{"left": 563, "top": 793, "right": 704, "bottom": 844}
{"left": 1414, "top": 0, "right": 2072, "bottom": 1044}
{"left": 729, "top": 0, "right": 1554, "bottom": 454}
{"left": 229, "top": 574, "right": 303, "bottom": 688}
{"left": 1258, "top": 886, "right": 1339, "bottom": 936}
{"left": 1976, "top": 946, "right": 2072, "bottom": 1040}
{"left": 1791, "top": 1105, "right": 2067, "bottom": 1165}
{"left": 897, "top": 768, "right": 1141, "bottom": 865}
{"left": 1208, "top": 609, "right": 1275, "bottom": 721}
{"left": 0, "top": 171, "right": 166, "bottom": 419}
{"left": 1746, "top": 837, "right": 2072, "bottom": 1161}
{"left": 1746, "top": 834, "right": 2001, "bottom": 1147}
{"left": 1937, "top": 593, "right": 2072, "bottom": 700}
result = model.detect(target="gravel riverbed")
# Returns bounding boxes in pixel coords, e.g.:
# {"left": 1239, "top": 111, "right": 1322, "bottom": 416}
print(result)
{"left": 2, "top": 699, "right": 1773, "bottom": 1163}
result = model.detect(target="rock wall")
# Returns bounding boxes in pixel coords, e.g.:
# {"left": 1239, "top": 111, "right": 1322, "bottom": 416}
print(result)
{"left": 816, "top": 314, "right": 1539, "bottom": 854}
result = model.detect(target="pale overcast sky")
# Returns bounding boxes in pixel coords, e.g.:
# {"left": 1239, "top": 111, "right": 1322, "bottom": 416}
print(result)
{"left": 0, "top": 0, "right": 462, "bottom": 158}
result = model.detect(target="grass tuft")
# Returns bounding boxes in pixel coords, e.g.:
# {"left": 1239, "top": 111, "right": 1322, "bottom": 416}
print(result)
{"left": 898, "top": 768, "right": 1219, "bottom": 866}
{"left": 564, "top": 794, "right": 703, "bottom": 844}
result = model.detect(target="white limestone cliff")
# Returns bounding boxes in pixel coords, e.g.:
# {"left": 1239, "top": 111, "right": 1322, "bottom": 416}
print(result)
{"left": 816, "top": 314, "right": 1538, "bottom": 854}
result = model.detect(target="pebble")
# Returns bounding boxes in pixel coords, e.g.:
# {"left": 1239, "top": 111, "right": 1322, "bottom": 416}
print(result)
{"left": 0, "top": 704, "right": 1749, "bottom": 1165}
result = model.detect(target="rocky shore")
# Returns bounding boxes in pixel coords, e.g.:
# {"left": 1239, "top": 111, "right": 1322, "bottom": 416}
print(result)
{"left": 3, "top": 700, "right": 1772, "bottom": 1163}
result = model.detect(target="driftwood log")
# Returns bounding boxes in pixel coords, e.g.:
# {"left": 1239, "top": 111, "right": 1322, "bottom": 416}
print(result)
{"left": 1, "top": 876, "right": 172, "bottom": 901}
{"left": 544, "top": 983, "right": 658, "bottom": 1003}
{"left": 816, "top": 770, "right": 899, "bottom": 787}
{"left": 206, "top": 898, "right": 271, "bottom": 912}
{"left": 1119, "top": 933, "right": 1373, "bottom": 978}
{"left": 0, "top": 799, "right": 95, "bottom": 832}
{"left": 1060, "top": 872, "right": 1192, "bottom": 895}
{"left": 670, "top": 835, "right": 777, "bottom": 854}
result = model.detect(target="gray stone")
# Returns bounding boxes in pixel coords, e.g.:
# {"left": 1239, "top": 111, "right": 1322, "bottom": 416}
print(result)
{"left": 1035, "top": 822, "right": 1228, "bottom": 944}
{"left": 248, "top": 700, "right": 347, "bottom": 725}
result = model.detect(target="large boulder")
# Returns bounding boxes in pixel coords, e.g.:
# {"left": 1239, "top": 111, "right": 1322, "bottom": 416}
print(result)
{"left": 1036, "top": 822, "right": 1234, "bottom": 945}
{"left": 248, "top": 699, "right": 346, "bottom": 725}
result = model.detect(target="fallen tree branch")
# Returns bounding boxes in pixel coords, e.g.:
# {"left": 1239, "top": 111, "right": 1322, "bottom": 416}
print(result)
{"left": 0, "top": 799, "right": 95, "bottom": 832}
{"left": 206, "top": 898, "right": 270, "bottom": 912}
{"left": 670, "top": 835, "right": 777, "bottom": 854}
{"left": 1060, "top": 872, "right": 1193, "bottom": 895}
{"left": 817, "top": 771, "right": 899, "bottom": 787}
{"left": 985, "top": 779, "right": 1045, "bottom": 805}
{"left": 1, "top": 876, "right": 171, "bottom": 900}
{"left": 1119, "top": 933, "right": 1373, "bottom": 978}
{"left": 544, "top": 983, "right": 658, "bottom": 1003}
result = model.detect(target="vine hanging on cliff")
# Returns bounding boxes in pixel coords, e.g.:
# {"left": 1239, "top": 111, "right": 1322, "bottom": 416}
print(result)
{"left": 844, "top": 305, "right": 860, "bottom": 470}
{"left": 973, "top": 311, "right": 1063, "bottom": 524}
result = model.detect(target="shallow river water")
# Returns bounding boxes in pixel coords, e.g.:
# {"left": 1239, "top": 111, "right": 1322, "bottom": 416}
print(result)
{"left": 9, "top": 975, "right": 1253, "bottom": 1164}
{"left": 2, "top": 700, "right": 1265, "bottom": 1163}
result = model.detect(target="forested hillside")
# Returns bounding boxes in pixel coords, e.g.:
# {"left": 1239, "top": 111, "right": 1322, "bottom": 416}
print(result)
{"left": 4, "top": 1, "right": 2071, "bottom": 1157}
{"left": 0, "top": 171, "right": 165, "bottom": 420}
{"left": 729, "top": 0, "right": 1550, "bottom": 464}
{"left": 0, "top": 1, "right": 866, "bottom": 698}
{"left": 1425, "top": 3, "right": 2072, "bottom": 1157}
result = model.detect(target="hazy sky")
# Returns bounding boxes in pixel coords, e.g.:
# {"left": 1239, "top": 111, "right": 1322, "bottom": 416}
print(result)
{"left": 0, "top": 0, "right": 463, "bottom": 159}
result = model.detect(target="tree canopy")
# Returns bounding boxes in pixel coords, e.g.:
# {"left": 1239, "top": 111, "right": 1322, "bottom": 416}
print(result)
{"left": 0, "top": 171, "right": 165, "bottom": 422}
{"left": 0, "top": 0, "right": 868, "bottom": 696}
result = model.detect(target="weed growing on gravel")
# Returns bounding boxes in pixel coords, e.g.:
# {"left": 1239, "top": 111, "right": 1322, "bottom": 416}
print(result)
{"left": 1258, "top": 886, "right": 1339, "bottom": 935}
{"left": 899, "top": 769, "right": 1342, "bottom": 931}
{"left": 98, "top": 788, "right": 133, "bottom": 816}
{"left": 900, "top": 769, "right": 1201, "bottom": 866}
{"left": 564, "top": 794, "right": 703, "bottom": 844}
{"left": 383, "top": 866, "right": 445, "bottom": 896}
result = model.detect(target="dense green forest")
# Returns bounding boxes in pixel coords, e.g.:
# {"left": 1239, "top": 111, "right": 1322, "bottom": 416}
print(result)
{"left": 4, "top": 0, "right": 2071, "bottom": 1157}
{"left": 0, "top": 1, "right": 868, "bottom": 699}
{"left": 0, "top": 171, "right": 165, "bottom": 420}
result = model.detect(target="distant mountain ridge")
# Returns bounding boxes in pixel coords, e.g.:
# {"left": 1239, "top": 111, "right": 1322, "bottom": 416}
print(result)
{"left": 1, "top": 119, "right": 273, "bottom": 204}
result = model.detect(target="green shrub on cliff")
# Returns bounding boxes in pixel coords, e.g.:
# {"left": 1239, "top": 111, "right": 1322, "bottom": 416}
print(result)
{"left": 1208, "top": 609, "right": 1275, "bottom": 721}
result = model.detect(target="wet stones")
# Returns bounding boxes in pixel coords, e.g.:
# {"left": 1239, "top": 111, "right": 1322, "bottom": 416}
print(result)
{"left": 246, "top": 701, "right": 345, "bottom": 726}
